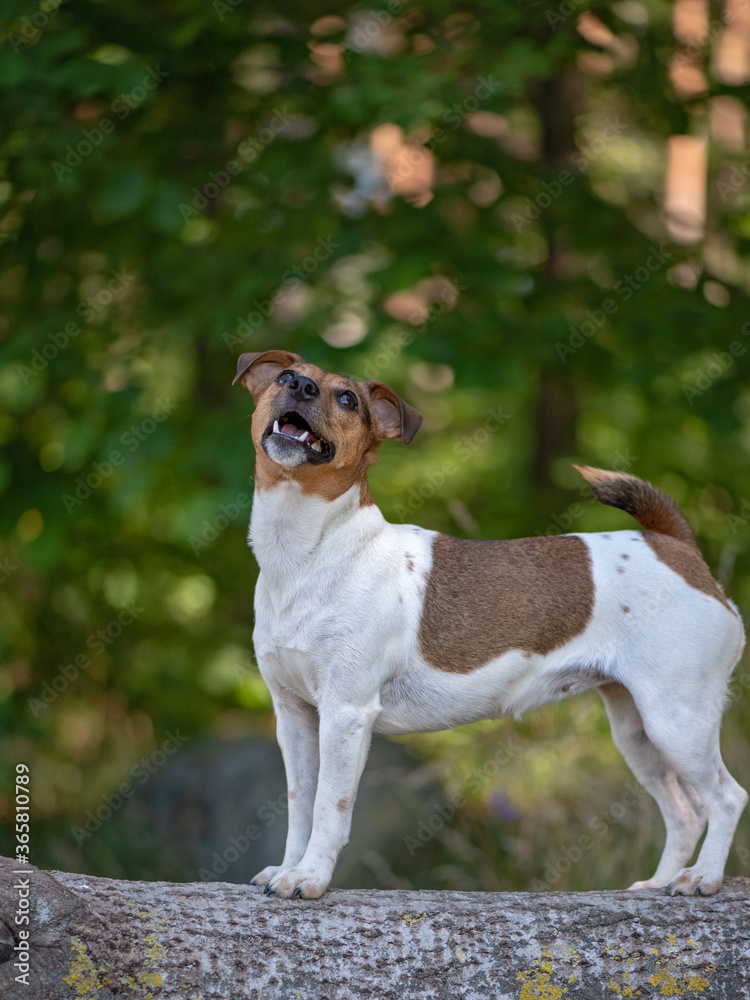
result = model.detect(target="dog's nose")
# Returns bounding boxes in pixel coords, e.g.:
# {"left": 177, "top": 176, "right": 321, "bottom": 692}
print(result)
{"left": 287, "top": 375, "right": 319, "bottom": 401}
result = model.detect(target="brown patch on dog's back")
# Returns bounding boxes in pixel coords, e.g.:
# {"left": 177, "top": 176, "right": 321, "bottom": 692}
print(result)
{"left": 337, "top": 797, "right": 349, "bottom": 813}
{"left": 643, "top": 531, "right": 734, "bottom": 613}
{"left": 418, "top": 534, "right": 594, "bottom": 673}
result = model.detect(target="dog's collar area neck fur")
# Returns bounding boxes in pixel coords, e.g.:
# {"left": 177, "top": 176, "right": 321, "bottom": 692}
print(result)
{"left": 249, "top": 480, "right": 382, "bottom": 572}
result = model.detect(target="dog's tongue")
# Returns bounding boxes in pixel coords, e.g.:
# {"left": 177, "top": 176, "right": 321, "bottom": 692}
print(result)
{"left": 281, "top": 422, "right": 320, "bottom": 445}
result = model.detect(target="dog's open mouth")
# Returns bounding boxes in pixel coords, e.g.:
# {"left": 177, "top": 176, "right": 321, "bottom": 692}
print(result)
{"left": 262, "top": 411, "right": 334, "bottom": 463}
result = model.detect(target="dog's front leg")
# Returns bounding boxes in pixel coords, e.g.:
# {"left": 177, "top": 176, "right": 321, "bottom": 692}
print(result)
{"left": 251, "top": 692, "right": 319, "bottom": 889}
{"left": 263, "top": 699, "right": 380, "bottom": 899}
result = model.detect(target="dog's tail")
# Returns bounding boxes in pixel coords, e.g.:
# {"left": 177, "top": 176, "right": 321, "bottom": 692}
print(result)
{"left": 573, "top": 465, "right": 696, "bottom": 546}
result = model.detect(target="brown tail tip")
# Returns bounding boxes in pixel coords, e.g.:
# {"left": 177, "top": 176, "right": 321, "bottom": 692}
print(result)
{"left": 573, "top": 464, "right": 696, "bottom": 545}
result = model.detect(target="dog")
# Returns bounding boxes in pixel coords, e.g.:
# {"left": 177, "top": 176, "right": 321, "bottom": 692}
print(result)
{"left": 234, "top": 349, "right": 747, "bottom": 899}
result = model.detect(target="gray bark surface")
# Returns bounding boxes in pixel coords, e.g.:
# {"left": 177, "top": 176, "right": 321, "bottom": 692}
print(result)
{"left": 1, "top": 856, "right": 749, "bottom": 999}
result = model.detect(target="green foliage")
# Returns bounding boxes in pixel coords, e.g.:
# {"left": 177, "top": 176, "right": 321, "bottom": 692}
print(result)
{"left": 1, "top": 0, "right": 749, "bottom": 889}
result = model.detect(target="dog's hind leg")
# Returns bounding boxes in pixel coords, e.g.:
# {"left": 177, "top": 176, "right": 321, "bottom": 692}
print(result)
{"left": 665, "top": 765, "right": 747, "bottom": 896}
{"left": 599, "top": 683, "right": 707, "bottom": 890}
{"left": 632, "top": 684, "right": 748, "bottom": 897}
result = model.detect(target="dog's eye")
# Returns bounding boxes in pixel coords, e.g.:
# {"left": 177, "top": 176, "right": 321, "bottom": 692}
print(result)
{"left": 276, "top": 370, "right": 295, "bottom": 384}
{"left": 338, "top": 391, "right": 358, "bottom": 411}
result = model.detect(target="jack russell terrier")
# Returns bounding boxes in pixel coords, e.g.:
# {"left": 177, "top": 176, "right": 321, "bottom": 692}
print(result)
{"left": 234, "top": 349, "right": 747, "bottom": 899}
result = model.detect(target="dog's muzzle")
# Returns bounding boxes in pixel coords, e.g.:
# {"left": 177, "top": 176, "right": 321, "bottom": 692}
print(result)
{"left": 261, "top": 409, "right": 334, "bottom": 464}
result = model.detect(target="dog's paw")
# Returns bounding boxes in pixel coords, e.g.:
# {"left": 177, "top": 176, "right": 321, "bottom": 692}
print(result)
{"left": 626, "top": 878, "right": 667, "bottom": 891}
{"left": 264, "top": 866, "right": 330, "bottom": 900}
{"left": 250, "top": 865, "right": 282, "bottom": 888}
{"left": 667, "top": 868, "right": 721, "bottom": 897}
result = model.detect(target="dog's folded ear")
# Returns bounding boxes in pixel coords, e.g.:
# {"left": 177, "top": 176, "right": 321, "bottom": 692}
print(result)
{"left": 233, "top": 350, "right": 304, "bottom": 401}
{"left": 365, "top": 381, "right": 423, "bottom": 445}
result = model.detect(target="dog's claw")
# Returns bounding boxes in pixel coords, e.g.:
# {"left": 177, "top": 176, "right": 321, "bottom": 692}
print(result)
{"left": 292, "top": 887, "right": 302, "bottom": 899}
{"left": 263, "top": 884, "right": 273, "bottom": 895}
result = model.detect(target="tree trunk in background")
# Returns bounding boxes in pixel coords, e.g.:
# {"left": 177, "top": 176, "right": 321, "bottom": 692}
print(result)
{"left": 531, "top": 72, "right": 582, "bottom": 489}
{"left": 532, "top": 369, "right": 580, "bottom": 488}
{"left": 2, "top": 857, "right": 749, "bottom": 999}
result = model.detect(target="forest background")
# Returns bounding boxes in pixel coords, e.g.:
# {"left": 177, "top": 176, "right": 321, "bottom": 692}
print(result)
{"left": 1, "top": 0, "right": 749, "bottom": 892}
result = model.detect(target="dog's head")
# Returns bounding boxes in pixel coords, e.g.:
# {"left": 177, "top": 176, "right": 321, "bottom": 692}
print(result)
{"left": 234, "top": 350, "right": 423, "bottom": 499}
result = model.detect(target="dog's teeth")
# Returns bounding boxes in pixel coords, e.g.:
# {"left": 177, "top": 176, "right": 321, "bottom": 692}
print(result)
{"left": 311, "top": 441, "right": 321, "bottom": 452}
{"left": 299, "top": 431, "right": 309, "bottom": 442}
{"left": 273, "top": 420, "right": 280, "bottom": 434}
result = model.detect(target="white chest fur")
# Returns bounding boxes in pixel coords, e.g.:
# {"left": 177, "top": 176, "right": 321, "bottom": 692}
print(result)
{"left": 249, "top": 482, "right": 434, "bottom": 707}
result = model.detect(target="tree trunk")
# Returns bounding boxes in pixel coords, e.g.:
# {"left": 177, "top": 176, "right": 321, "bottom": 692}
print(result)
{"left": 1, "top": 856, "right": 749, "bottom": 998}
